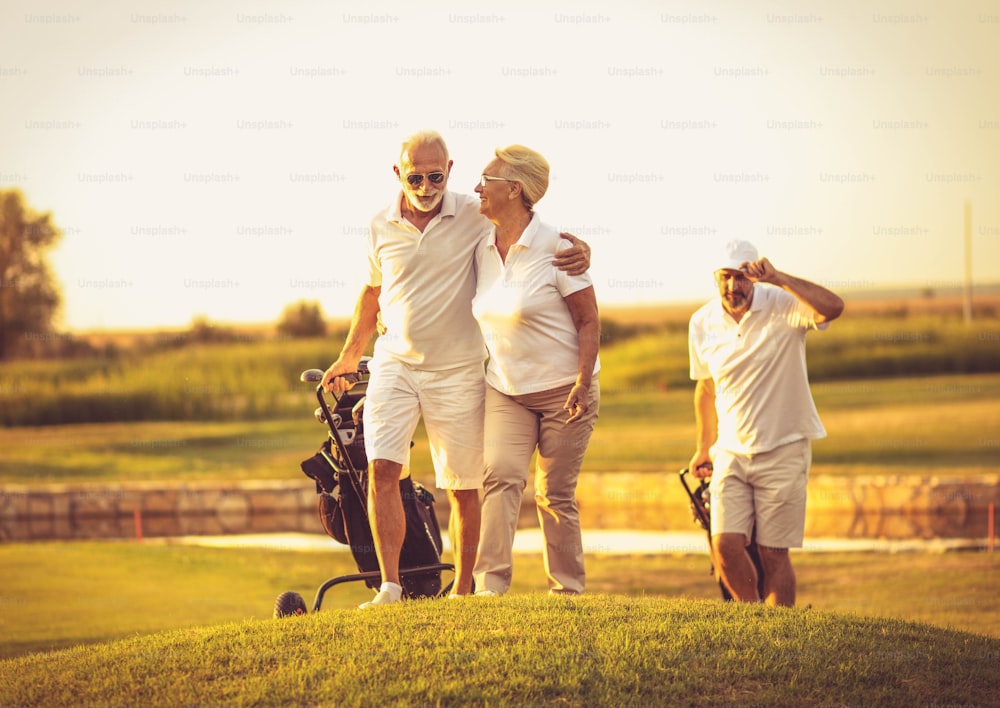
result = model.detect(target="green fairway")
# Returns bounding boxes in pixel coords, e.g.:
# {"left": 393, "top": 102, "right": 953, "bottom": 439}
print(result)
{"left": 2, "top": 373, "right": 998, "bottom": 483}
{"left": 1, "top": 540, "right": 996, "bottom": 662}
{"left": 2, "top": 306, "right": 998, "bottom": 428}
{"left": 0, "top": 419, "right": 322, "bottom": 484}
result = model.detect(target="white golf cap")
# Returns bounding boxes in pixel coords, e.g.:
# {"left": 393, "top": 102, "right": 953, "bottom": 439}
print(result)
{"left": 719, "top": 240, "right": 758, "bottom": 271}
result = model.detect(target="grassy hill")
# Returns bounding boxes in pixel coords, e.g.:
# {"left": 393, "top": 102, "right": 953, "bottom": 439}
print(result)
{"left": 2, "top": 595, "right": 996, "bottom": 707}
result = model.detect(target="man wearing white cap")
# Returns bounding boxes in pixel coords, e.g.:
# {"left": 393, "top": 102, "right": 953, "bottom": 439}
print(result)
{"left": 687, "top": 240, "right": 844, "bottom": 606}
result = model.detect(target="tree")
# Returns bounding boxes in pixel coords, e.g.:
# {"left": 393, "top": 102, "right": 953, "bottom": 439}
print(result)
{"left": 277, "top": 300, "right": 326, "bottom": 338}
{"left": 0, "top": 189, "right": 63, "bottom": 360}
{"left": 187, "top": 315, "right": 236, "bottom": 344}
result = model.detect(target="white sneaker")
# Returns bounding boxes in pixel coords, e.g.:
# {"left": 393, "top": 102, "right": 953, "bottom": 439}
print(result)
{"left": 359, "top": 582, "right": 402, "bottom": 609}
{"left": 474, "top": 590, "right": 499, "bottom": 597}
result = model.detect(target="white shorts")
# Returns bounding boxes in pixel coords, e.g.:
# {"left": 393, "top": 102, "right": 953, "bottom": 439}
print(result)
{"left": 363, "top": 356, "right": 485, "bottom": 490}
{"left": 709, "top": 438, "right": 811, "bottom": 549}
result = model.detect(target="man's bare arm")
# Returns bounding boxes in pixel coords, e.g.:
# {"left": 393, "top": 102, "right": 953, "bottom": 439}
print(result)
{"left": 743, "top": 257, "right": 844, "bottom": 324}
{"left": 689, "top": 377, "right": 718, "bottom": 478}
{"left": 322, "top": 285, "right": 381, "bottom": 393}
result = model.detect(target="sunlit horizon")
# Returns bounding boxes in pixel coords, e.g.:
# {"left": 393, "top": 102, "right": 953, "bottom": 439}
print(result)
{"left": 2, "top": 1, "right": 997, "bottom": 331}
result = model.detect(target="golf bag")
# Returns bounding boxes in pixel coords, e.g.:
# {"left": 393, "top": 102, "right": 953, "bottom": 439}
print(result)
{"left": 298, "top": 361, "right": 446, "bottom": 600}
{"left": 679, "top": 468, "right": 765, "bottom": 601}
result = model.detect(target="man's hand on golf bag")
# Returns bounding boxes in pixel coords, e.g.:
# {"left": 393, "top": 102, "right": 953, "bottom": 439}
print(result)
{"left": 689, "top": 450, "right": 714, "bottom": 479}
{"left": 322, "top": 358, "right": 361, "bottom": 395}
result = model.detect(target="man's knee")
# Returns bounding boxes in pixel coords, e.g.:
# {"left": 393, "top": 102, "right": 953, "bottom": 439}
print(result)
{"left": 713, "top": 532, "right": 750, "bottom": 558}
{"left": 370, "top": 459, "right": 403, "bottom": 485}
{"left": 757, "top": 545, "right": 792, "bottom": 570}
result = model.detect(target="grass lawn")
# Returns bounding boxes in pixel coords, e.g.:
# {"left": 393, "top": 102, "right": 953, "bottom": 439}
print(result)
{"left": 1, "top": 373, "right": 999, "bottom": 484}
{"left": 1, "top": 328, "right": 998, "bottom": 704}
{"left": 1, "top": 540, "right": 996, "bottom": 662}
{"left": 0, "top": 419, "right": 321, "bottom": 484}
{"left": 1, "top": 579, "right": 996, "bottom": 707}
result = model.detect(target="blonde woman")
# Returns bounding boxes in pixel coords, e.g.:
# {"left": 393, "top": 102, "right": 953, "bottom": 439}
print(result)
{"left": 471, "top": 145, "right": 600, "bottom": 596}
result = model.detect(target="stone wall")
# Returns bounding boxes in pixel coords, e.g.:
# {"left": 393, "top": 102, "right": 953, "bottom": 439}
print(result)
{"left": 2, "top": 473, "right": 997, "bottom": 542}
{"left": 0, "top": 481, "right": 318, "bottom": 541}
{"left": 574, "top": 472, "right": 1000, "bottom": 540}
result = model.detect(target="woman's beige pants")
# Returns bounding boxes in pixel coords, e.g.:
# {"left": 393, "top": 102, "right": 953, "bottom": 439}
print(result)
{"left": 474, "top": 378, "right": 599, "bottom": 595}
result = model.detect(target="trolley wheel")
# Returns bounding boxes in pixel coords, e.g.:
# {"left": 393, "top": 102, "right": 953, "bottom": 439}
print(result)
{"left": 274, "top": 591, "right": 308, "bottom": 618}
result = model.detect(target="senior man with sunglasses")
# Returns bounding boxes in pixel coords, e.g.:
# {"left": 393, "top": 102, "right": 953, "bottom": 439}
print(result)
{"left": 687, "top": 240, "right": 843, "bottom": 607}
{"left": 322, "top": 131, "right": 590, "bottom": 607}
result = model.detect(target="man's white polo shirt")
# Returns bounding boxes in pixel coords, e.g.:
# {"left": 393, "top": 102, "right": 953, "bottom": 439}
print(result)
{"left": 688, "top": 284, "right": 828, "bottom": 455}
{"left": 368, "top": 191, "right": 490, "bottom": 370}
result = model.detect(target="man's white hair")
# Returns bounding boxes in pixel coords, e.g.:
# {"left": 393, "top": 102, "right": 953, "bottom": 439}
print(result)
{"left": 399, "top": 130, "right": 450, "bottom": 165}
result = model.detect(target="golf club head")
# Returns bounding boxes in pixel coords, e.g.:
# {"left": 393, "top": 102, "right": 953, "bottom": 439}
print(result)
{"left": 312, "top": 405, "right": 342, "bottom": 427}
{"left": 300, "top": 369, "right": 325, "bottom": 383}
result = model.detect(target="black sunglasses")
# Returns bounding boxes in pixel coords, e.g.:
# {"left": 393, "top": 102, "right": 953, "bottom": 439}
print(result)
{"left": 405, "top": 172, "right": 446, "bottom": 187}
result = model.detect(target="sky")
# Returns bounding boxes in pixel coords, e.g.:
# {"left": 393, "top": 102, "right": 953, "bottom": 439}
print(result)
{"left": 1, "top": 0, "right": 998, "bottom": 331}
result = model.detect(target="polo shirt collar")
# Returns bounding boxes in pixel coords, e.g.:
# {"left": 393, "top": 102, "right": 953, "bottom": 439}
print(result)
{"left": 485, "top": 212, "right": 541, "bottom": 251}
{"left": 387, "top": 190, "right": 458, "bottom": 224}
{"left": 515, "top": 212, "right": 541, "bottom": 248}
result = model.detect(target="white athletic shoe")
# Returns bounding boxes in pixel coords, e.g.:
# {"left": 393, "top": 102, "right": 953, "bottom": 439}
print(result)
{"left": 359, "top": 583, "right": 402, "bottom": 609}
{"left": 474, "top": 590, "right": 499, "bottom": 597}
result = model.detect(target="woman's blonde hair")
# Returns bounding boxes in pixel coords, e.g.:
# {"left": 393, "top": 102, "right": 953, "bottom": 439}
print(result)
{"left": 494, "top": 144, "right": 549, "bottom": 211}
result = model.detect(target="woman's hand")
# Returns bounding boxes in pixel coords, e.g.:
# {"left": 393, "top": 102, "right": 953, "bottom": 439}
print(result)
{"left": 563, "top": 382, "right": 590, "bottom": 423}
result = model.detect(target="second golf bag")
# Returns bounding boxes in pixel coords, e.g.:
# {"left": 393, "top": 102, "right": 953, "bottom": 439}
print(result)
{"left": 680, "top": 467, "right": 766, "bottom": 601}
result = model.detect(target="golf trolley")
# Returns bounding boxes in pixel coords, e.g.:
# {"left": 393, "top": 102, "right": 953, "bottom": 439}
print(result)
{"left": 273, "top": 359, "right": 456, "bottom": 617}
{"left": 679, "top": 467, "right": 765, "bottom": 601}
